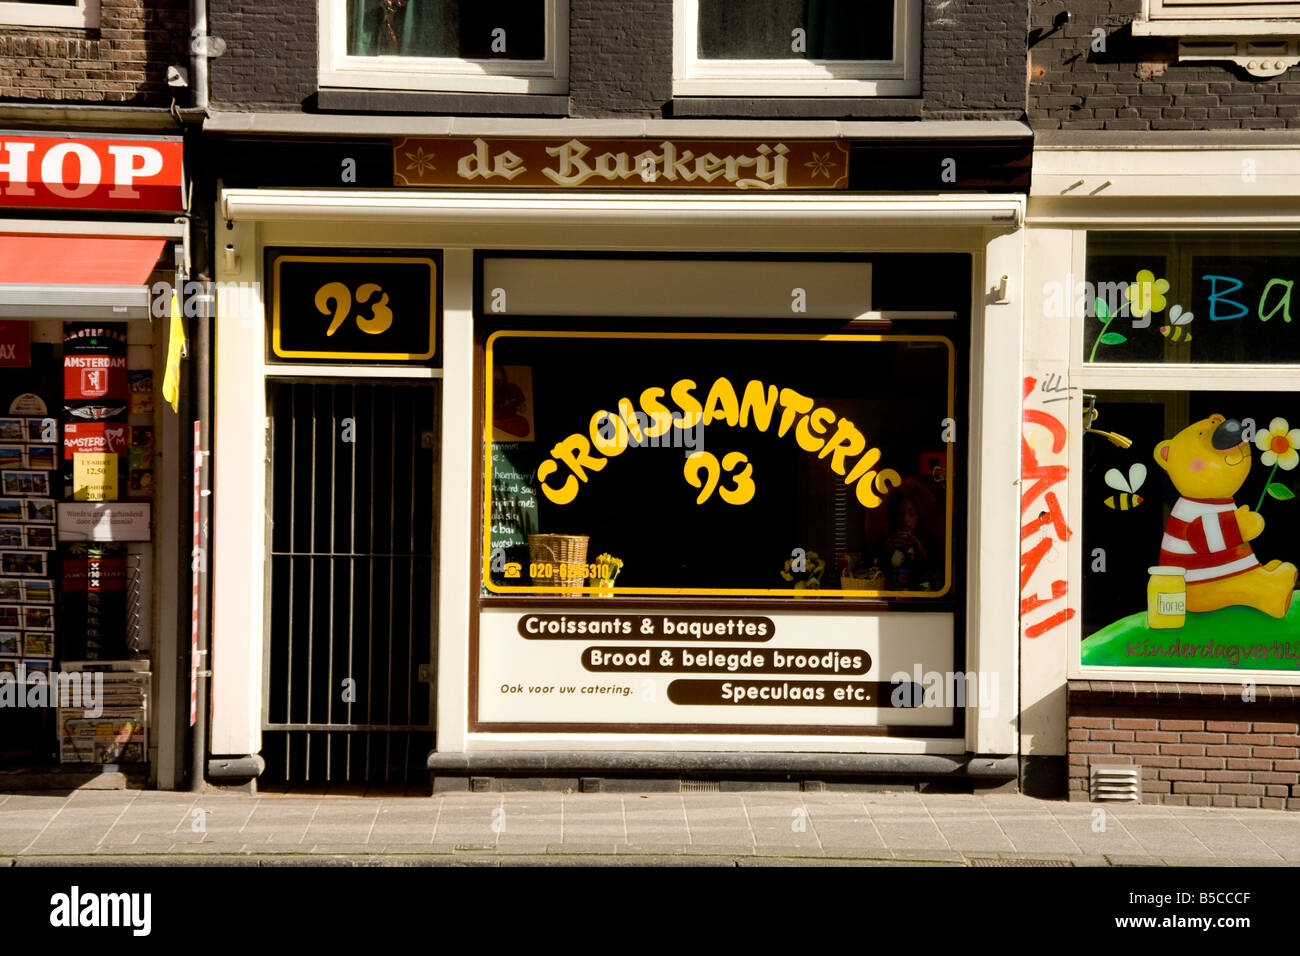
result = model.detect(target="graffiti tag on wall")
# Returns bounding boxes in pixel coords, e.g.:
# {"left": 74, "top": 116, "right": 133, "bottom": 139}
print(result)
{"left": 1021, "top": 376, "right": 1075, "bottom": 638}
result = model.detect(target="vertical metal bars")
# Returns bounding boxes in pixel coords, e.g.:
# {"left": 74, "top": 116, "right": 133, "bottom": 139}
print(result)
{"left": 263, "top": 380, "right": 438, "bottom": 785}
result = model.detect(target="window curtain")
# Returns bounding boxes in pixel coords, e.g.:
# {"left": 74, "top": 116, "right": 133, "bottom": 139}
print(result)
{"left": 697, "top": 0, "right": 893, "bottom": 61}
{"left": 806, "top": 1, "right": 892, "bottom": 61}
{"left": 346, "top": 0, "right": 448, "bottom": 58}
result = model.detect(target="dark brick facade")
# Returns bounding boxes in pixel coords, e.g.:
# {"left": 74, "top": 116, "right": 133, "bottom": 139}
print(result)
{"left": 209, "top": 0, "right": 316, "bottom": 110}
{"left": 0, "top": 0, "right": 188, "bottom": 104}
{"left": 1069, "top": 683, "right": 1300, "bottom": 810}
{"left": 1030, "top": 0, "right": 1300, "bottom": 130}
{"left": 209, "top": 0, "right": 1026, "bottom": 120}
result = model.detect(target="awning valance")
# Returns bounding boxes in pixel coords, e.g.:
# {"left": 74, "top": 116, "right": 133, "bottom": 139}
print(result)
{"left": 0, "top": 234, "right": 167, "bottom": 320}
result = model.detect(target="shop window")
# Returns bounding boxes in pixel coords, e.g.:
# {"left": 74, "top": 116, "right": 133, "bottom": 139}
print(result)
{"left": 0, "top": 0, "right": 98, "bottom": 28}
{"left": 1078, "top": 231, "right": 1300, "bottom": 677}
{"left": 1081, "top": 232, "right": 1300, "bottom": 365}
{"left": 673, "top": 0, "right": 921, "bottom": 97}
{"left": 318, "top": 0, "right": 567, "bottom": 94}
{"left": 482, "top": 309, "right": 965, "bottom": 601}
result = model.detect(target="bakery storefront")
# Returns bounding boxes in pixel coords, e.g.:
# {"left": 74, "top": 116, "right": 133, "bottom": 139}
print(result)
{"left": 211, "top": 131, "right": 1028, "bottom": 788}
{"left": 0, "top": 131, "right": 190, "bottom": 787}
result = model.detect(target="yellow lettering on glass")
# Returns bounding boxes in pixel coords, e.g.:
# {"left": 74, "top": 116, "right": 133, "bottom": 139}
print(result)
{"left": 525, "top": 375, "right": 904, "bottom": 511}
{"left": 683, "top": 451, "right": 721, "bottom": 505}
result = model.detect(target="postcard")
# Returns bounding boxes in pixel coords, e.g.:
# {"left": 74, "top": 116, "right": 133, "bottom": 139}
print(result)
{"left": 24, "top": 499, "right": 55, "bottom": 523}
{"left": 25, "top": 445, "right": 56, "bottom": 470}
{"left": 21, "top": 578, "right": 52, "bottom": 603}
{"left": 0, "top": 552, "right": 46, "bottom": 576}
{"left": 22, "top": 606, "right": 53, "bottom": 631}
{"left": 23, "top": 525, "right": 54, "bottom": 550}
{"left": 1, "top": 470, "right": 50, "bottom": 497}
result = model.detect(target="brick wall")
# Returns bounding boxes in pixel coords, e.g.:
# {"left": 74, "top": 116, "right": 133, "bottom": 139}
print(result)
{"left": 1068, "top": 684, "right": 1300, "bottom": 810}
{"left": 922, "top": 0, "right": 1026, "bottom": 118}
{"left": 0, "top": 0, "right": 188, "bottom": 104}
{"left": 1029, "top": 0, "right": 1300, "bottom": 130}
{"left": 209, "top": 0, "right": 316, "bottom": 110}
{"left": 210, "top": 0, "right": 1026, "bottom": 120}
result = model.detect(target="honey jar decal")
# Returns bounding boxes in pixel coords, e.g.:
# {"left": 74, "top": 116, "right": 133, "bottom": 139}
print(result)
{"left": 1147, "top": 566, "right": 1186, "bottom": 629}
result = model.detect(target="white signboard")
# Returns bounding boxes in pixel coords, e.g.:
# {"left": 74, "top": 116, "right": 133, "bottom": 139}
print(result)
{"left": 57, "top": 502, "right": 151, "bottom": 542}
{"left": 476, "top": 608, "right": 959, "bottom": 734}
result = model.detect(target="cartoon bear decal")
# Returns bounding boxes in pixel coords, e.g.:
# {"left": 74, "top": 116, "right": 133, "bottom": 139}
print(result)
{"left": 1153, "top": 414, "right": 1298, "bottom": 619}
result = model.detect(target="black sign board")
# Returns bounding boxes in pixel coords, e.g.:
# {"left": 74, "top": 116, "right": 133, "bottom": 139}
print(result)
{"left": 269, "top": 252, "right": 438, "bottom": 362}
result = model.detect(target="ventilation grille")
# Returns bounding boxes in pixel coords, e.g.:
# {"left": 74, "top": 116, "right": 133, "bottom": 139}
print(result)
{"left": 679, "top": 780, "right": 721, "bottom": 793}
{"left": 969, "top": 858, "right": 1071, "bottom": 867}
{"left": 1090, "top": 764, "right": 1141, "bottom": 802}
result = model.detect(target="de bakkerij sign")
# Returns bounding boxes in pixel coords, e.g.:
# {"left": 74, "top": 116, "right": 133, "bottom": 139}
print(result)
{"left": 0, "top": 134, "right": 185, "bottom": 211}
{"left": 394, "top": 137, "right": 850, "bottom": 191}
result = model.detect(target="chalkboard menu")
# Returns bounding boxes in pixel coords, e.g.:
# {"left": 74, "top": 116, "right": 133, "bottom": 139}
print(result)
{"left": 487, "top": 442, "right": 539, "bottom": 586}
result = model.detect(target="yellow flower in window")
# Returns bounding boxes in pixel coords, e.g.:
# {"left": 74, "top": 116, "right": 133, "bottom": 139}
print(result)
{"left": 1256, "top": 417, "right": 1300, "bottom": 471}
{"left": 1125, "top": 269, "right": 1170, "bottom": 318}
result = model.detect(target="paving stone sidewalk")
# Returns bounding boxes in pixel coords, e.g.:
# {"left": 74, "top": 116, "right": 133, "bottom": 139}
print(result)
{"left": 2, "top": 789, "right": 1299, "bottom": 866}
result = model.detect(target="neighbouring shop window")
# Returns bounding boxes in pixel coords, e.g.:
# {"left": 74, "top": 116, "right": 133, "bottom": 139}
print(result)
{"left": 345, "top": 0, "right": 545, "bottom": 59}
{"left": 483, "top": 331, "right": 959, "bottom": 599}
{"left": 675, "top": 0, "right": 920, "bottom": 96}
{"left": 1082, "top": 390, "right": 1300, "bottom": 673}
{"left": 1081, "top": 232, "right": 1300, "bottom": 365}
{"left": 1, "top": 320, "right": 152, "bottom": 765}
{"left": 1077, "top": 230, "right": 1300, "bottom": 675}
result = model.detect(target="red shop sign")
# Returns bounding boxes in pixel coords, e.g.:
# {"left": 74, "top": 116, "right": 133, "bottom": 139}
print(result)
{"left": 0, "top": 322, "right": 30, "bottom": 367}
{"left": 0, "top": 134, "right": 184, "bottom": 212}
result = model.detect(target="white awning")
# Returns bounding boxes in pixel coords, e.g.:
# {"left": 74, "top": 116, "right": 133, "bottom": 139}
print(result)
{"left": 221, "top": 189, "right": 1024, "bottom": 230}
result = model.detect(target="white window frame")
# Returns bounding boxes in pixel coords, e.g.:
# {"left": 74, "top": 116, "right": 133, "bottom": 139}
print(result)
{"left": 1148, "top": 0, "right": 1300, "bottom": 19}
{"left": 1068, "top": 225, "right": 1300, "bottom": 684}
{"left": 673, "top": 0, "right": 921, "bottom": 97}
{"left": 0, "top": 0, "right": 98, "bottom": 29}
{"left": 317, "top": 0, "right": 568, "bottom": 95}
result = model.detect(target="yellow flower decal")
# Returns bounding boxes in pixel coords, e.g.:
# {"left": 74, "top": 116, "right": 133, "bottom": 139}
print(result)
{"left": 1256, "top": 417, "right": 1300, "bottom": 471}
{"left": 1125, "top": 269, "right": 1170, "bottom": 318}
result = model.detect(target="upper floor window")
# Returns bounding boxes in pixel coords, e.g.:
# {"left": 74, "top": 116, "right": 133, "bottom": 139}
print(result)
{"left": 1147, "top": 0, "right": 1300, "bottom": 18}
{"left": 673, "top": 0, "right": 921, "bottom": 97}
{"left": 0, "top": 0, "right": 98, "bottom": 28}
{"left": 318, "top": 0, "right": 567, "bottom": 94}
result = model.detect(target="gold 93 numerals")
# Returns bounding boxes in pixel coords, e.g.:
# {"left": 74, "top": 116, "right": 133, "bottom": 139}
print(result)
{"left": 684, "top": 450, "right": 755, "bottom": 505}
{"left": 314, "top": 282, "right": 394, "bottom": 336}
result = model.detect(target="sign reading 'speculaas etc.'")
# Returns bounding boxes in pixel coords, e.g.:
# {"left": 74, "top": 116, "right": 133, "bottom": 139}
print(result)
{"left": 394, "top": 137, "right": 849, "bottom": 191}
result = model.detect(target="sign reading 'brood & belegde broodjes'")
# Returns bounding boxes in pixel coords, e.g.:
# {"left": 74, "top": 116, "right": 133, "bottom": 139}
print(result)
{"left": 394, "top": 137, "right": 849, "bottom": 191}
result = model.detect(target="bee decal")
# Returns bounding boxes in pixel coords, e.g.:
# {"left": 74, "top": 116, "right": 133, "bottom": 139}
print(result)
{"left": 1159, "top": 304, "right": 1193, "bottom": 342}
{"left": 1104, "top": 462, "right": 1147, "bottom": 511}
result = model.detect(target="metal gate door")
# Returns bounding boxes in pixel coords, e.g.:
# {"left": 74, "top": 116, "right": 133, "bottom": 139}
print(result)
{"left": 262, "top": 380, "right": 438, "bottom": 784}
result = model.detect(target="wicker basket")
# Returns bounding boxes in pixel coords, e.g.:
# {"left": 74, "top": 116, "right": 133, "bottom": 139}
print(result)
{"left": 841, "top": 572, "right": 883, "bottom": 592}
{"left": 529, "top": 533, "right": 590, "bottom": 589}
